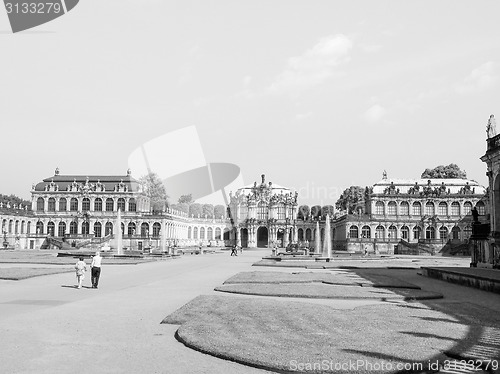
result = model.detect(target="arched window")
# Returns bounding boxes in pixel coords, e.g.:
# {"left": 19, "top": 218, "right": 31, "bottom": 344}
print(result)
{"left": 476, "top": 201, "right": 486, "bottom": 215}
{"left": 36, "top": 221, "right": 44, "bottom": 235}
{"left": 117, "top": 198, "right": 126, "bottom": 212}
{"left": 141, "top": 222, "right": 149, "bottom": 237}
{"left": 257, "top": 202, "right": 268, "bottom": 220}
{"left": 15, "top": 221, "right": 19, "bottom": 234}
{"left": 207, "top": 227, "right": 213, "bottom": 240}
{"left": 375, "top": 201, "right": 384, "bottom": 215}
{"left": 153, "top": 222, "right": 161, "bottom": 237}
{"left": 59, "top": 198, "right": 67, "bottom": 211}
{"left": 400, "top": 226, "right": 409, "bottom": 240}
{"left": 200, "top": 227, "right": 205, "bottom": 239}
{"left": 298, "top": 228, "right": 304, "bottom": 241}
{"left": 27, "top": 221, "right": 31, "bottom": 235}
{"left": 375, "top": 225, "right": 385, "bottom": 239}
{"left": 413, "top": 226, "right": 422, "bottom": 240}
{"left": 464, "top": 225, "right": 472, "bottom": 239}
{"left": 128, "top": 198, "right": 137, "bottom": 212}
{"left": 48, "top": 198, "right": 56, "bottom": 212}
{"left": 439, "top": 226, "right": 448, "bottom": 240}
{"left": 361, "top": 225, "right": 371, "bottom": 239}
{"left": 82, "top": 198, "right": 90, "bottom": 211}
{"left": 37, "top": 197, "right": 44, "bottom": 211}
{"left": 349, "top": 225, "right": 359, "bottom": 239}
{"left": 425, "top": 202, "right": 435, "bottom": 216}
{"left": 106, "top": 198, "right": 114, "bottom": 212}
{"left": 387, "top": 202, "right": 397, "bottom": 215}
{"left": 105, "top": 222, "right": 113, "bottom": 236}
{"left": 70, "top": 221, "right": 78, "bottom": 235}
{"left": 47, "top": 221, "right": 55, "bottom": 236}
{"left": 463, "top": 202, "right": 472, "bottom": 215}
{"left": 94, "top": 198, "right": 102, "bottom": 211}
{"left": 215, "top": 227, "right": 222, "bottom": 240}
{"left": 305, "top": 228, "right": 312, "bottom": 241}
{"left": 58, "top": 222, "right": 66, "bottom": 237}
{"left": 400, "top": 201, "right": 409, "bottom": 216}
{"left": 21, "top": 221, "right": 25, "bottom": 234}
{"left": 412, "top": 202, "right": 421, "bottom": 216}
{"left": 452, "top": 226, "right": 461, "bottom": 240}
{"left": 425, "top": 226, "right": 435, "bottom": 239}
{"left": 128, "top": 222, "right": 136, "bottom": 237}
{"left": 70, "top": 198, "right": 78, "bottom": 211}
{"left": 193, "top": 227, "right": 198, "bottom": 239}
{"left": 388, "top": 225, "right": 397, "bottom": 239}
{"left": 451, "top": 202, "right": 460, "bottom": 216}
{"left": 82, "top": 221, "right": 90, "bottom": 235}
{"left": 94, "top": 222, "right": 102, "bottom": 237}
{"left": 438, "top": 202, "right": 448, "bottom": 216}
{"left": 188, "top": 227, "right": 192, "bottom": 239}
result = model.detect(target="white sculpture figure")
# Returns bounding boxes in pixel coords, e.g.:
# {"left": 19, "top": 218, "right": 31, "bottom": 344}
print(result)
{"left": 487, "top": 114, "right": 496, "bottom": 138}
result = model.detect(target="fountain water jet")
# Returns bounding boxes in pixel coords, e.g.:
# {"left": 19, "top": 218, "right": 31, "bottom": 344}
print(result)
{"left": 322, "top": 214, "right": 332, "bottom": 259}
{"left": 314, "top": 220, "right": 321, "bottom": 254}
{"left": 116, "top": 208, "right": 123, "bottom": 255}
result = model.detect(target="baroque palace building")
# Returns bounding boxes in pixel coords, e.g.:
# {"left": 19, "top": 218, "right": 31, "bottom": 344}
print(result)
{"left": 331, "top": 173, "right": 487, "bottom": 255}
{"left": 1, "top": 168, "right": 227, "bottom": 251}
{"left": 227, "top": 174, "right": 299, "bottom": 248}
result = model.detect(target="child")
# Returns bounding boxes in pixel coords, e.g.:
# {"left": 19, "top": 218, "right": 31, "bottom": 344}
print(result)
{"left": 75, "top": 257, "right": 87, "bottom": 289}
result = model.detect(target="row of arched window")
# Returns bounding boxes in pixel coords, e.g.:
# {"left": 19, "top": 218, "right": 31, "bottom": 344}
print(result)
{"left": 27, "top": 221, "right": 170, "bottom": 237}
{"left": 187, "top": 226, "right": 224, "bottom": 240}
{"left": 373, "top": 200, "right": 484, "bottom": 216}
{"left": 348, "top": 224, "right": 471, "bottom": 240}
{"left": 36, "top": 197, "right": 137, "bottom": 212}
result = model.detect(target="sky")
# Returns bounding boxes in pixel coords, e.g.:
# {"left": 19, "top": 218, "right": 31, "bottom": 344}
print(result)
{"left": 1, "top": 0, "right": 499, "bottom": 206}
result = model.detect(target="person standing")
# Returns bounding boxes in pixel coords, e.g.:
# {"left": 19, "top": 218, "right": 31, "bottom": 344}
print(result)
{"left": 90, "top": 251, "right": 102, "bottom": 289}
{"left": 75, "top": 257, "right": 87, "bottom": 289}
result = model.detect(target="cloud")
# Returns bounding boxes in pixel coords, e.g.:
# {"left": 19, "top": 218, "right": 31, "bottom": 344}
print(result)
{"left": 364, "top": 104, "right": 386, "bottom": 123}
{"left": 455, "top": 61, "right": 498, "bottom": 94}
{"left": 267, "top": 34, "right": 353, "bottom": 95}
{"left": 295, "top": 112, "right": 313, "bottom": 121}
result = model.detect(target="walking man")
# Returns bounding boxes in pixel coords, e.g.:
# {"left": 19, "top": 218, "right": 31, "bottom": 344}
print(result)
{"left": 91, "top": 251, "right": 102, "bottom": 289}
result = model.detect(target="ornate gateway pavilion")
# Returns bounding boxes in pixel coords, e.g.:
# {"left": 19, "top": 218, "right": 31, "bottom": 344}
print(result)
{"left": 228, "top": 175, "right": 299, "bottom": 248}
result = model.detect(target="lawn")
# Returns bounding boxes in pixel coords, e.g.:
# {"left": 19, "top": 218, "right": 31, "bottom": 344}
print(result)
{"left": 163, "top": 295, "right": 473, "bottom": 374}
{"left": 0, "top": 267, "right": 74, "bottom": 280}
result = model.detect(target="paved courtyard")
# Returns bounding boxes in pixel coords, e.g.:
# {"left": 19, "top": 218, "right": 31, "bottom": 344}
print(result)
{"left": 0, "top": 250, "right": 499, "bottom": 373}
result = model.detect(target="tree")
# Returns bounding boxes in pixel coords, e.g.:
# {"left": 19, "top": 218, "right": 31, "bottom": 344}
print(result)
{"left": 297, "top": 205, "right": 310, "bottom": 220}
{"left": 202, "top": 204, "right": 214, "bottom": 218}
{"left": 170, "top": 203, "right": 189, "bottom": 215}
{"left": 335, "top": 186, "right": 365, "bottom": 214}
{"left": 139, "top": 173, "right": 169, "bottom": 213}
{"left": 178, "top": 194, "right": 193, "bottom": 204}
{"left": 321, "top": 205, "right": 335, "bottom": 218}
{"left": 189, "top": 203, "right": 202, "bottom": 218}
{"left": 214, "top": 205, "right": 226, "bottom": 219}
{"left": 421, "top": 164, "right": 467, "bottom": 179}
{"left": 310, "top": 205, "right": 322, "bottom": 218}
{"left": 0, "top": 194, "right": 31, "bottom": 209}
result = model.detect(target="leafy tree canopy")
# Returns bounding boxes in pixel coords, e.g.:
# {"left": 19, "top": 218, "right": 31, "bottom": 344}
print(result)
{"left": 297, "top": 205, "right": 310, "bottom": 220}
{"left": 189, "top": 203, "right": 202, "bottom": 218}
{"left": 0, "top": 194, "right": 30, "bottom": 209}
{"left": 335, "top": 186, "right": 365, "bottom": 214}
{"left": 178, "top": 194, "right": 193, "bottom": 204}
{"left": 321, "top": 205, "right": 335, "bottom": 217}
{"left": 214, "top": 205, "right": 226, "bottom": 219}
{"left": 421, "top": 164, "right": 467, "bottom": 179}
{"left": 139, "top": 173, "right": 169, "bottom": 212}
{"left": 202, "top": 204, "right": 214, "bottom": 218}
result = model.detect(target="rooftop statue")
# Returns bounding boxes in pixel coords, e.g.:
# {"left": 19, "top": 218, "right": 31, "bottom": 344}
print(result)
{"left": 487, "top": 114, "right": 496, "bottom": 138}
